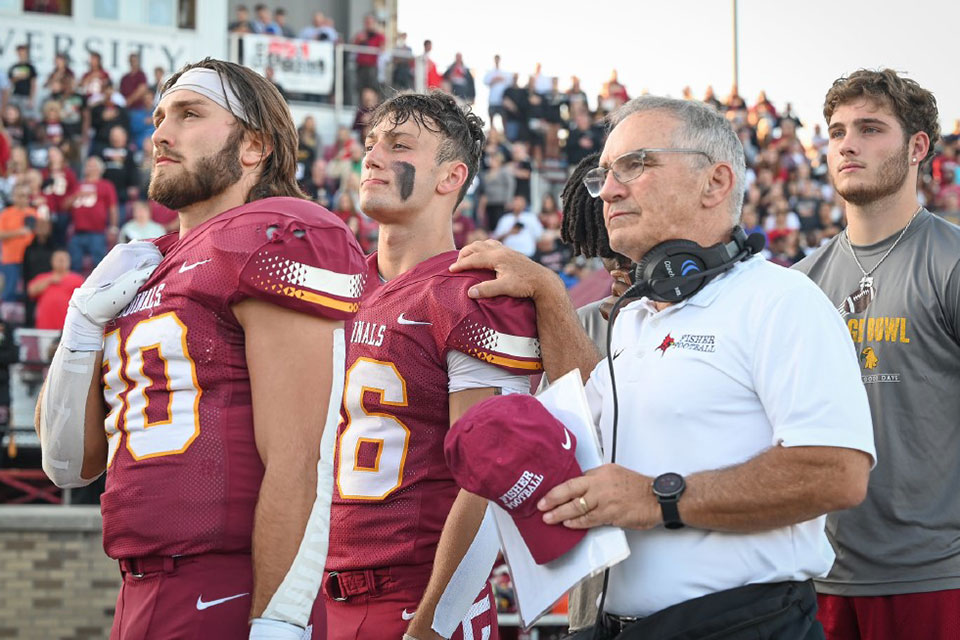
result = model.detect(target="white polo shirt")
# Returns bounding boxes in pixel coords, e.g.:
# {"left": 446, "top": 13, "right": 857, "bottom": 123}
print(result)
{"left": 584, "top": 256, "right": 876, "bottom": 617}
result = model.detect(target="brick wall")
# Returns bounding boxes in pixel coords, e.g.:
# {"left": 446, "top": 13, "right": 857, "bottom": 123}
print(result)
{"left": 0, "top": 506, "right": 118, "bottom": 640}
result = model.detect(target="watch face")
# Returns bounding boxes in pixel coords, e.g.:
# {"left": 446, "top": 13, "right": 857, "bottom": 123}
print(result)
{"left": 653, "top": 472, "right": 684, "bottom": 497}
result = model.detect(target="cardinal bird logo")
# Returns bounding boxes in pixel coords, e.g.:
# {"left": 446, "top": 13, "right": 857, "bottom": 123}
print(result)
{"left": 860, "top": 347, "right": 879, "bottom": 370}
{"left": 656, "top": 333, "right": 676, "bottom": 356}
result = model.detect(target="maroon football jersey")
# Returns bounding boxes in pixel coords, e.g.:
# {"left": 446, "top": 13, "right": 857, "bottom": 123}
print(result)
{"left": 327, "top": 251, "right": 541, "bottom": 571}
{"left": 100, "top": 197, "right": 366, "bottom": 559}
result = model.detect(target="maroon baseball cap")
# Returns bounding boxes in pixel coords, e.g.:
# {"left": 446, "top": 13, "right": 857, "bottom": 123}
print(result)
{"left": 444, "top": 394, "right": 587, "bottom": 565}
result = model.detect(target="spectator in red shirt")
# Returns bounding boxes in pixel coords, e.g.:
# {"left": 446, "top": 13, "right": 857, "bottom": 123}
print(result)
{"left": 67, "top": 156, "right": 117, "bottom": 271}
{"left": 120, "top": 53, "right": 153, "bottom": 146}
{"left": 41, "top": 145, "right": 77, "bottom": 245}
{"left": 599, "top": 69, "right": 629, "bottom": 112}
{"left": 27, "top": 249, "right": 82, "bottom": 330}
{"left": 423, "top": 40, "right": 443, "bottom": 89}
{"left": 443, "top": 53, "right": 476, "bottom": 103}
{"left": 352, "top": 13, "right": 385, "bottom": 97}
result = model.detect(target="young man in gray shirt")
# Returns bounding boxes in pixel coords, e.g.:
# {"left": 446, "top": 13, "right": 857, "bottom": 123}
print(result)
{"left": 794, "top": 69, "right": 960, "bottom": 639}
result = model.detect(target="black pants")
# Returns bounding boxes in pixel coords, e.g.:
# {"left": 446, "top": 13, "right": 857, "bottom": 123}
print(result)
{"left": 566, "top": 580, "right": 824, "bottom": 640}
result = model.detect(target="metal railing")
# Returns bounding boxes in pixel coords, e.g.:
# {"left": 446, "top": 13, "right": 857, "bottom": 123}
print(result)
{"left": 332, "top": 41, "right": 425, "bottom": 123}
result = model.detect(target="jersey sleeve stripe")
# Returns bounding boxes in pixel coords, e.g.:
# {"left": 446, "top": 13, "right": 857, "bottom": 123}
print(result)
{"left": 467, "top": 323, "right": 542, "bottom": 359}
{"left": 275, "top": 285, "right": 360, "bottom": 313}
{"left": 469, "top": 350, "right": 543, "bottom": 371}
{"left": 272, "top": 257, "right": 365, "bottom": 300}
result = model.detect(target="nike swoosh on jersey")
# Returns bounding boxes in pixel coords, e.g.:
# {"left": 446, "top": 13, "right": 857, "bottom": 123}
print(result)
{"left": 401, "top": 608, "right": 417, "bottom": 621}
{"left": 179, "top": 259, "right": 212, "bottom": 273}
{"left": 196, "top": 592, "right": 249, "bottom": 610}
{"left": 561, "top": 429, "right": 572, "bottom": 450}
{"left": 397, "top": 313, "right": 432, "bottom": 326}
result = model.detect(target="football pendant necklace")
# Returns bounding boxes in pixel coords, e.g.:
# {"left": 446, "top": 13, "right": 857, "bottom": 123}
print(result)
{"left": 843, "top": 205, "right": 922, "bottom": 298}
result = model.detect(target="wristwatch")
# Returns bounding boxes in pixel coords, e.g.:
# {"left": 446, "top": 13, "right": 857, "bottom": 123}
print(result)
{"left": 652, "top": 472, "right": 686, "bottom": 529}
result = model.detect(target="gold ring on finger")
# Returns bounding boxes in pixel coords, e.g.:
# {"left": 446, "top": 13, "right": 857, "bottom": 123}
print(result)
{"left": 578, "top": 496, "right": 590, "bottom": 515}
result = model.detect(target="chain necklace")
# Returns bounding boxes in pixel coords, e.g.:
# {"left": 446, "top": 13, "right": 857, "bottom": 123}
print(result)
{"left": 843, "top": 205, "right": 922, "bottom": 297}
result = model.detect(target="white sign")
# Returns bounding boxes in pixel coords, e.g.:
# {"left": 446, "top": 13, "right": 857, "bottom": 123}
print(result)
{"left": 0, "top": 16, "right": 222, "bottom": 83}
{"left": 231, "top": 34, "right": 334, "bottom": 95}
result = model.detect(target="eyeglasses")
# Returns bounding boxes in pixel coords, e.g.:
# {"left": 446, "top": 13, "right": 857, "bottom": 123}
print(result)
{"left": 583, "top": 148, "right": 713, "bottom": 197}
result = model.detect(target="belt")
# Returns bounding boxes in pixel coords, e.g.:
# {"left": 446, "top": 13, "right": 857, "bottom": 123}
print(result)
{"left": 118, "top": 555, "right": 181, "bottom": 578}
{"left": 323, "top": 568, "right": 393, "bottom": 602}
{"left": 599, "top": 580, "right": 817, "bottom": 639}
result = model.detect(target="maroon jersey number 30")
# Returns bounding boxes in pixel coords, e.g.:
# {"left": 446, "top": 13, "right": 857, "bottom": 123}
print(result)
{"left": 100, "top": 197, "right": 366, "bottom": 560}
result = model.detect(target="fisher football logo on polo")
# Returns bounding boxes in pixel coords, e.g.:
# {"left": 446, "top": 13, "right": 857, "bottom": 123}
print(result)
{"left": 655, "top": 333, "right": 717, "bottom": 356}
{"left": 656, "top": 334, "right": 676, "bottom": 356}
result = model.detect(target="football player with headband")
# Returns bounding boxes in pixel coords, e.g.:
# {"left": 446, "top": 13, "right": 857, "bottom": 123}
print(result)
{"left": 35, "top": 58, "right": 366, "bottom": 640}
{"left": 453, "top": 95, "right": 876, "bottom": 639}
{"left": 317, "top": 92, "right": 541, "bottom": 640}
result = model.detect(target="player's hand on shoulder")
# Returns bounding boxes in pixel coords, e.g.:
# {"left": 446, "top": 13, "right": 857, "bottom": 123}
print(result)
{"left": 450, "top": 239, "right": 561, "bottom": 302}
{"left": 72, "top": 241, "right": 163, "bottom": 325}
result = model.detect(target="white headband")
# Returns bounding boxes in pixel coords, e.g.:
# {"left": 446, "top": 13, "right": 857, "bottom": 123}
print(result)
{"left": 160, "top": 67, "right": 249, "bottom": 123}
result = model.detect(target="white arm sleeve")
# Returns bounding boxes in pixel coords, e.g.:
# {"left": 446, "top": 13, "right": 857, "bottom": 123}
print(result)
{"left": 39, "top": 346, "right": 101, "bottom": 489}
{"left": 259, "top": 328, "right": 345, "bottom": 630}
{"left": 446, "top": 350, "right": 531, "bottom": 395}
{"left": 431, "top": 504, "right": 500, "bottom": 637}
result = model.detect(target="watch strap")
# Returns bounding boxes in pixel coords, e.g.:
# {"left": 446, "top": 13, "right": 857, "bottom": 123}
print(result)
{"left": 659, "top": 498, "right": 684, "bottom": 529}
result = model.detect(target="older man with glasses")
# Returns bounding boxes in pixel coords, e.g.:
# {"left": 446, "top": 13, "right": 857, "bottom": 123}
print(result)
{"left": 451, "top": 96, "right": 876, "bottom": 639}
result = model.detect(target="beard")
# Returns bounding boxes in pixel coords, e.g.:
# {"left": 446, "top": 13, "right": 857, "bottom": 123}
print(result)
{"left": 148, "top": 127, "right": 244, "bottom": 211}
{"left": 834, "top": 141, "right": 910, "bottom": 206}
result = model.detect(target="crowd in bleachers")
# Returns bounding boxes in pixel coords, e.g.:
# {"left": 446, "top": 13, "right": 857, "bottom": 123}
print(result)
{"left": 1, "top": 43, "right": 177, "bottom": 333}
{"left": 313, "top": 8, "right": 960, "bottom": 285}
{"left": 2, "top": 6, "right": 960, "bottom": 336}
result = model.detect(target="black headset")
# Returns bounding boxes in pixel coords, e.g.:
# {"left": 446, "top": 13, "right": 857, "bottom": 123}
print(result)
{"left": 622, "top": 226, "right": 767, "bottom": 303}
{"left": 590, "top": 226, "right": 765, "bottom": 640}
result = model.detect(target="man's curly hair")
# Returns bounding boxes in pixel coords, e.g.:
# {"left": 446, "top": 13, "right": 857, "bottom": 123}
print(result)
{"left": 824, "top": 69, "right": 940, "bottom": 165}
{"left": 368, "top": 91, "right": 485, "bottom": 208}
{"left": 561, "top": 152, "right": 623, "bottom": 260}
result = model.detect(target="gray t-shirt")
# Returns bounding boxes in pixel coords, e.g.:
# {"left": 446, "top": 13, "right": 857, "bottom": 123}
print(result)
{"left": 793, "top": 210, "right": 960, "bottom": 596}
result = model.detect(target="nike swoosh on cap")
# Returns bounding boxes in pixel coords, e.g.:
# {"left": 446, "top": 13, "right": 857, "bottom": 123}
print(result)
{"left": 196, "top": 592, "right": 249, "bottom": 610}
{"left": 561, "top": 429, "right": 572, "bottom": 450}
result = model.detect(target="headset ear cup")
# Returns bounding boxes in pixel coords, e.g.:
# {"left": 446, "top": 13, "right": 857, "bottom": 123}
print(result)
{"left": 633, "top": 244, "right": 666, "bottom": 287}
{"left": 634, "top": 240, "right": 706, "bottom": 303}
